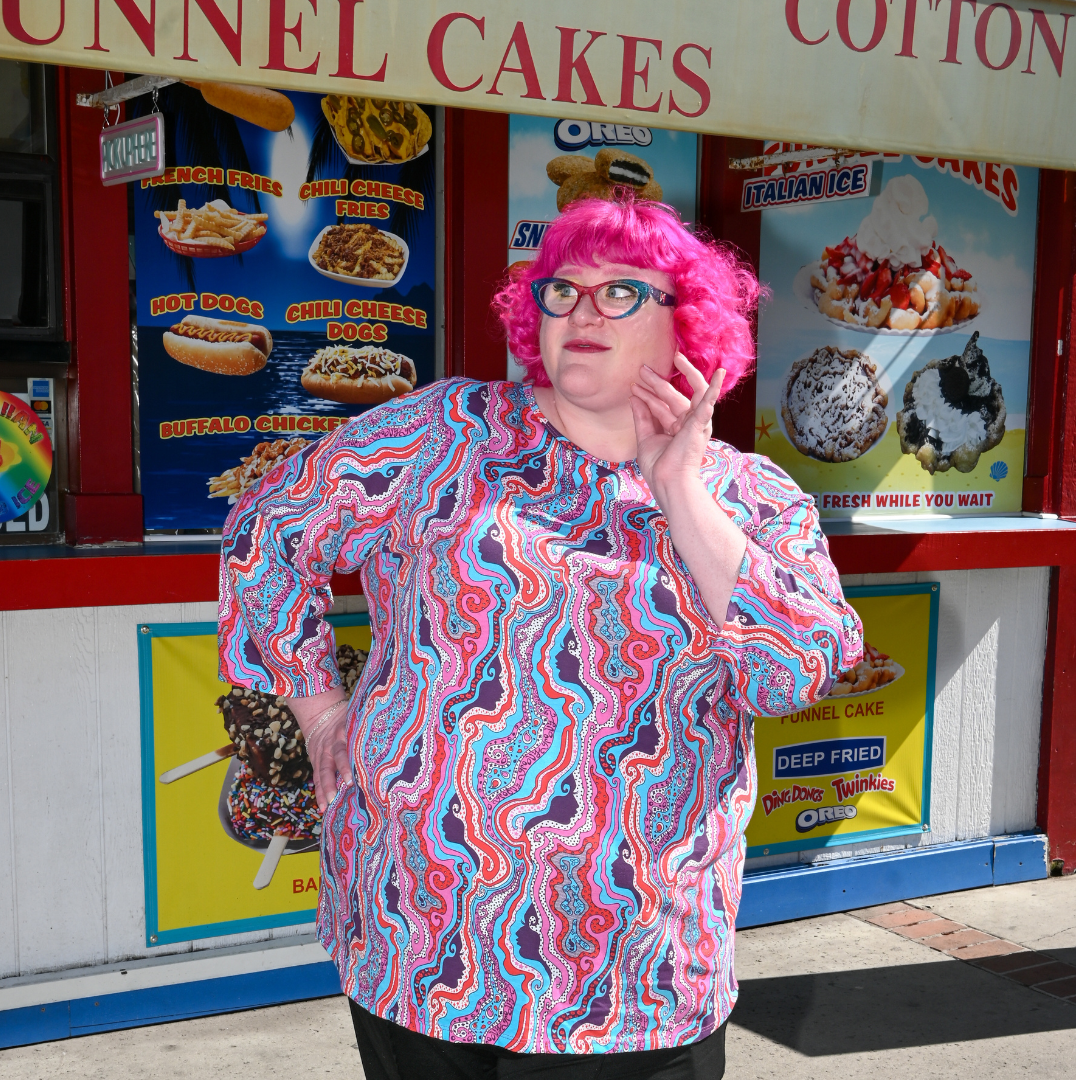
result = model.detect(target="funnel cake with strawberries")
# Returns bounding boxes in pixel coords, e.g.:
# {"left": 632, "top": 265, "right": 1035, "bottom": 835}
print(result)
{"left": 809, "top": 175, "right": 979, "bottom": 333}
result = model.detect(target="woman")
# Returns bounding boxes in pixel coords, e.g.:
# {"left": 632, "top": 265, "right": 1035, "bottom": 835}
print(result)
{"left": 219, "top": 197, "right": 862, "bottom": 1078}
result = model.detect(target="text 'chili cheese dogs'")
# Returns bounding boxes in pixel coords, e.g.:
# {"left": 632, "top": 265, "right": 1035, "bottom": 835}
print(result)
{"left": 163, "top": 315, "right": 273, "bottom": 376}
{"left": 301, "top": 345, "right": 417, "bottom": 404}
{"left": 185, "top": 82, "right": 295, "bottom": 132}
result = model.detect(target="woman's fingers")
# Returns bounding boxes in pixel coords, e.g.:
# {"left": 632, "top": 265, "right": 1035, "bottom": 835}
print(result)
{"left": 317, "top": 751, "right": 338, "bottom": 813}
{"left": 332, "top": 736, "right": 353, "bottom": 792}
{"left": 686, "top": 368, "right": 727, "bottom": 436}
{"left": 630, "top": 392, "right": 665, "bottom": 440}
{"left": 638, "top": 365, "right": 692, "bottom": 418}
{"left": 631, "top": 381, "right": 681, "bottom": 432}
{"left": 709, "top": 366, "right": 728, "bottom": 398}
{"left": 674, "top": 353, "right": 710, "bottom": 408}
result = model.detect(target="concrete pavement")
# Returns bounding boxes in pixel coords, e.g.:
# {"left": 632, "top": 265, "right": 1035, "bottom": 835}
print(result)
{"left": 0, "top": 877, "right": 1073, "bottom": 1078}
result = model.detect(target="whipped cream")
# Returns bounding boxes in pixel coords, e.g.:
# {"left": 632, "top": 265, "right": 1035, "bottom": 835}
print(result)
{"left": 910, "top": 368, "right": 987, "bottom": 452}
{"left": 856, "top": 175, "right": 938, "bottom": 269}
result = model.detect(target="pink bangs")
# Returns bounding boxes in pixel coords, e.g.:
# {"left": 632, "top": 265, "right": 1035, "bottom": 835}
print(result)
{"left": 491, "top": 196, "right": 764, "bottom": 397}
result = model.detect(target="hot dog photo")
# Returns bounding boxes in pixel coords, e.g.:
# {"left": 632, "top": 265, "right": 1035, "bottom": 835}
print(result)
{"left": 132, "top": 83, "right": 436, "bottom": 532}
{"left": 301, "top": 345, "right": 417, "bottom": 405}
{"left": 163, "top": 315, "right": 273, "bottom": 375}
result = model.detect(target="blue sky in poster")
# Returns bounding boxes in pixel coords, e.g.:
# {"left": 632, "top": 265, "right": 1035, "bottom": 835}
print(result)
{"left": 134, "top": 89, "right": 436, "bottom": 531}
{"left": 756, "top": 158, "right": 1039, "bottom": 427}
{"left": 506, "top": 114, "right": 699, "bottom": 246}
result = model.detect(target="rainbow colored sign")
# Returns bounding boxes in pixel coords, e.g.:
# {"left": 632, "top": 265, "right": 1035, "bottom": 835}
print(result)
{"left": 0, "top": 392, "right": 52, "bottom": 523}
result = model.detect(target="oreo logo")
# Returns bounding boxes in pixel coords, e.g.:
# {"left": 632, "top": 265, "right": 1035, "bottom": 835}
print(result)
{"left": 796, "top": 805, "right": 857, "bottom": 833}
{"left": 554, "top": 119, "right": 653, "bottom": 151}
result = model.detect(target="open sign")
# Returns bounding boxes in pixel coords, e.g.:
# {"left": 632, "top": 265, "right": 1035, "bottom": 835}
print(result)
{"left": 100, "top": 114, "right": 165, "bottom": 186}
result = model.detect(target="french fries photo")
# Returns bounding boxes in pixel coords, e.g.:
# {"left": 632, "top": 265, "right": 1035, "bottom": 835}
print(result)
{"left": 155, "top": 199, "right": 268, "bottom": 255}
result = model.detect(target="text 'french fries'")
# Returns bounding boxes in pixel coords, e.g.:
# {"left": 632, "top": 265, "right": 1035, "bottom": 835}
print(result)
{"left": 155, "top": 199, "right": 268, "bottom": 253}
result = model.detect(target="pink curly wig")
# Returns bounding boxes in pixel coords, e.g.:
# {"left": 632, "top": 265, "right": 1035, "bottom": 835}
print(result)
{"left": 492, "top": 196, "right": 763, "bottom": 397}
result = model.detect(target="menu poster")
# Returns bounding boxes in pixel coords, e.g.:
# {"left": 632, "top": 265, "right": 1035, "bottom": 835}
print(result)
{"left": 754, "top": 155, "right": 1039, "bottom": 519}
{"left": 132, "top": 86, "right": 436, "bottom": 531}
{"left": 506, "top": 115, "right": 699, "bottom": 380}
{"left": 139, "top": 615, "right": 371, "bottom": 945}
{"left": 746, "top": 583, "right": 938, "bottom": 857}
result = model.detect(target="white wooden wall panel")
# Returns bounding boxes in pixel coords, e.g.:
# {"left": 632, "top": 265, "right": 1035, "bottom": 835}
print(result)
{"left": 988, "top": 567, "right": 1050, "bottom": 836}
{"left": 6, "top": 607, "right": 107, "bottom": 974}
{"left": 926, "top": 569, "right": 967, "bottom": 844}
{"left": 0, "top": 574, "right": 1046, "bottom": 979}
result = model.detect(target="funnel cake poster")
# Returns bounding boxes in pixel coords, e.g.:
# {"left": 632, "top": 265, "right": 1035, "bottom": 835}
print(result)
{"left": 746, "top": 584, "right": 939, "bottom": 857}
{"left": 753, "top": 154, "right": 1038, "bottom": 518}
{"left": 138, "top": 616, "right": 370, "bottom": 946}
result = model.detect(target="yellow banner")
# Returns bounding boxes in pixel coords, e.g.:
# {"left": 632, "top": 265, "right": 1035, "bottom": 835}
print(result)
{"left": 140, "top": 615, "right": 370, "bottom": 945}
{"left": 0, "top": 2, "right": 1072, "bottom": 169}
{"left": 746, "top": 584, "right": 938, "bottom": 857}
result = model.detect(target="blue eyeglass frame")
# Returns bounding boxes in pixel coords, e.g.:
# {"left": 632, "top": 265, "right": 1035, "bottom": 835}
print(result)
{"left": 530, "top": 277, "right": 678, "bottom": 320}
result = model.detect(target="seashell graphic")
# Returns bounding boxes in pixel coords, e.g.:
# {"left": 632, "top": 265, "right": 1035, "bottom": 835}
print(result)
{"left": 989, "top": 460, "right": 1008, "bottom": 481}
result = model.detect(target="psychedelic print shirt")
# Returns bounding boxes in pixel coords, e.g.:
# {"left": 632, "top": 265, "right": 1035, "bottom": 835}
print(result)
{"left": 219, "top": 378, "right": 862, "bottom": 1054}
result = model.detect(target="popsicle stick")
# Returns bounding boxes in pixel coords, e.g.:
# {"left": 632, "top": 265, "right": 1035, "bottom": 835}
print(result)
{"left": 159, "top": 744, "right": 236, "bottom": 784}
{"left": 254, "top": 831, "right": 289, "bottom": 890}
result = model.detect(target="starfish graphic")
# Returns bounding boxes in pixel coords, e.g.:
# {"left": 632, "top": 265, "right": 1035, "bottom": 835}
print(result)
{"left": 755, "top": 415, "right": 773, "bottom": 441}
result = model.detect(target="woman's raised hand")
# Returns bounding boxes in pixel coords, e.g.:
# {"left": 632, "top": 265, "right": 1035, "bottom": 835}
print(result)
{"left": 630, "top": 353, "right": 726, "bottom": 502}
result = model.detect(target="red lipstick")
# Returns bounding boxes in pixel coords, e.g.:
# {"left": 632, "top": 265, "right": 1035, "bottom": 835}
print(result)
{"left": 563, "top": 338, "right": 610, "bottom": 353}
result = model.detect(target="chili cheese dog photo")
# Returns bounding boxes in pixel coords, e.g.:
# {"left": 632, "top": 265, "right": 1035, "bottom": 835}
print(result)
{"left": 163, "top": 315, "right": 274, "bottom": 376}
{"left": 185, "top": 81, "right": 295, "bottom": 132}
{"left": 301, "top": 345, "right": 417, "bottom": 404}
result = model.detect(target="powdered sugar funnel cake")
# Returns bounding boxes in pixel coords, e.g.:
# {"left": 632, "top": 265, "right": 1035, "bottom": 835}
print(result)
{"left": 781, "top": 347, "right": 889, "bottom": 462}
{"left": 896, "top": 332, "right": 1006, "bottom": 474}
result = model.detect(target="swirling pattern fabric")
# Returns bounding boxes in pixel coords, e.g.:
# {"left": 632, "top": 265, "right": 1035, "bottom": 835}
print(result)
{"left": 219, "top": 379, "right": 862, "bottom": 1054}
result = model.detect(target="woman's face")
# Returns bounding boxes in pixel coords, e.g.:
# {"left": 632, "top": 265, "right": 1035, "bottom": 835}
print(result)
{"left": 537, "top": 260, "right": 678, "bottom": 412}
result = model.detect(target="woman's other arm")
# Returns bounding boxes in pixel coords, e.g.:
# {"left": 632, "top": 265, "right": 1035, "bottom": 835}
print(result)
{"left": 219, "top": 391, "right": 436, "bottom": 806}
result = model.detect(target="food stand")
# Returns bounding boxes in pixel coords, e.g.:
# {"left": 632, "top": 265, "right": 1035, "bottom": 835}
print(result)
{"left": 0, "top": 1, "right": 1073, "bottom": 1049}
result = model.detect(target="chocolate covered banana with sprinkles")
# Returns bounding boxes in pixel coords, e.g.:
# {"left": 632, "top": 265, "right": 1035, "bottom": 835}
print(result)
{"left": 217, "top": 687, "right": 311, "bottom": 788}
{"left": 216, "top": 642, "right": 369, "bottom": 790}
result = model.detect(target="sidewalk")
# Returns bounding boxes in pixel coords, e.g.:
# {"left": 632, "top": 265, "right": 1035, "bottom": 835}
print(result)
{"left": 0, "top": 877, "right": 1073, "bottom": 1079}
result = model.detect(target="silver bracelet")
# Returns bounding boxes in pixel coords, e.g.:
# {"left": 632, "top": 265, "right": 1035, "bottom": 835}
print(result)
{"left": 305, "top": 699, "right": 347, "bottom": 741}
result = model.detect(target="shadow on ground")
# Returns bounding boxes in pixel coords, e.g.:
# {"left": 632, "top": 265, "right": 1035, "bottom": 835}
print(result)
{"left": 729, "top": 960, "right": 1075, "bottom": 1055}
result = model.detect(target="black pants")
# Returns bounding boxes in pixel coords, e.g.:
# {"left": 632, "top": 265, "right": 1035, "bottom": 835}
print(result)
{"left": 349, "top": 1000, "right": 726, "bottom": 1080}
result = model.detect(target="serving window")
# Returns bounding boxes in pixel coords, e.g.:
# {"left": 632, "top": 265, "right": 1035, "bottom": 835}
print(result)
{"left": 0, "top": 61, "right": 62, "bottom": 346}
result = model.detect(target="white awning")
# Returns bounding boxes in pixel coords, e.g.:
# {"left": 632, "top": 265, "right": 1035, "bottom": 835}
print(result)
{"left": 0, "top": 0, "right": 1073, "bottom": 169}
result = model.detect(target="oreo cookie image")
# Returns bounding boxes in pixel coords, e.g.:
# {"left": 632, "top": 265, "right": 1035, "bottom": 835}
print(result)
{"left": 896, "top": 332, "right": 1006, "bottom": 474}
{"left": 594, "top": 147, "right": 654, "bottom": 188}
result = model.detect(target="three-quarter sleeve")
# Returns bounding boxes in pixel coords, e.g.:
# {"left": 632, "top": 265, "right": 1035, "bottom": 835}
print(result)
{"left": 712, "top": 454, "right": 863, "bottom": 717}
{"left": 218, "top": 389, "right": 436, "bottom": 697}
